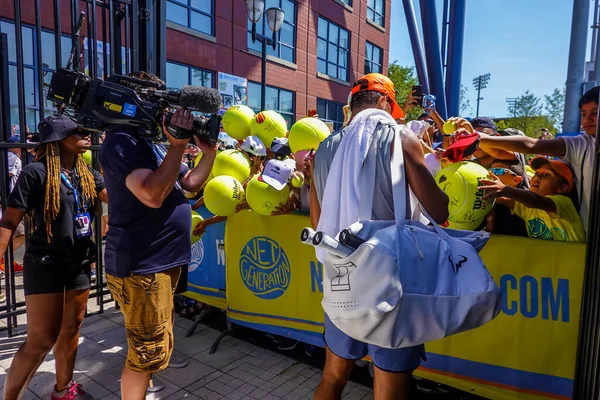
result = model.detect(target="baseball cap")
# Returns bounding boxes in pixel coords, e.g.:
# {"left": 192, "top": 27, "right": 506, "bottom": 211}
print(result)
{"left": 471, "top": 117, "right": 497, "bottom": 133}
{"left": 7, "top": 135, "right": 20, "bottom": 144}
{"left": 530, "top": 156, "right": 574, "bottom": 192}
{"left": 259, "top": 158, "right": 296, "bottom": 190}
{"left": 38, "top": 115, "right": 78, "bottom": 144}
{"left": 241, "top": 135, "right": 267, "bottom": 157}
{"left": 350, "top": 73, "right": 405, "bottom": 119}
{"left": 442, "top": 132, "right": 480, "bottom": 162}
{"left": 270, "top": 137, "right": 291, "bottom": 157}
{"left": 497, "top": 128, "right": 525, "bottom": 137}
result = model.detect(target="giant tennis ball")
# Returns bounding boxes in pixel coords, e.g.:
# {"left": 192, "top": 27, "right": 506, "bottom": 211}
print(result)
{"left": 447, "top": 218, "right": 484, "bottom": 231}
{"left": 434, "top": 161, "right": 493, "bottom": 225}
{"left": 250, "top": 111, "right": 288, "bottom": 147}
{"left": 288, "top": 118, "right": 330, "bottom": 153}
{"left": 191, "top": 211, "right": 204, "bottom": 244}
{"left": 222, "top": 105, "right": 255, "bottom": 140}
{"left": 203, "top": 176, "right": 245, "bottom": 217}
{"left": 212, "top": 149, "right": 251, "bottom": 183}
{"left": 82, "top": 150, "right": 92, "bottom": 165}
{"left": 246, "top": 176, "right": 290, "bottom": 216}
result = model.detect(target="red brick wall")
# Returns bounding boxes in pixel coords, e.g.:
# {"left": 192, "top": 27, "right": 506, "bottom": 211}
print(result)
{"left": 1, "top": 0, "right": 392, "bottom": 120}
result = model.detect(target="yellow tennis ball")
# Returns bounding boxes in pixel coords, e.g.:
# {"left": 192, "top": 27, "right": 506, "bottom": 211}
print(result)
{"left": 246, "top": 176, "right": 290, "bottom": 216}
{"left": 526, "top": 165, "right": 535, "bottom": 179}
{"left": 82, "top": 150, "right": 92, "bottom": 165}
{"left": 212, "top": 149, "right": 251, "bottom": 183}
{"left": 288, "top": 118, "right": 330, "bottom": 153}
{"left": 443, "top": 120, "right": 457, "bottom": 134}
{"left": 434, "top": 161, "right": 493, "bottom": 224}
{"left": 447, "top": 218, "right": 484, "bottom": 231}
{"left": 191, "top": 211, "right": 204, "bottom": 244}
{"left": 222, "top": 105, "right": 255, "bottom": 140}
{"left": 291, "top": 174, "right": 304, "bottom": 188}
{"left": 204, "top": 176, "right": 245, "bottom": 217}
{"left": 250, "top": 110, "right": 288, "bottom": 147}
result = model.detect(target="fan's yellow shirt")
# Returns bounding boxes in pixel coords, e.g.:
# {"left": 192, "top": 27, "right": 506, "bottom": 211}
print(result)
{"left": 512, "top": 195, "right": 585, "bottom": 243}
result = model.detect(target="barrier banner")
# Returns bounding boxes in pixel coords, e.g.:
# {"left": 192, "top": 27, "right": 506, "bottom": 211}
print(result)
{"left": 184, "top": 206, "right": 227, "bottom": 309}
{"left": 225, "top": 211, "right": 325, "bottom": 347}
{"left": 224, "top": 212, "right": 585, "bottom": 399}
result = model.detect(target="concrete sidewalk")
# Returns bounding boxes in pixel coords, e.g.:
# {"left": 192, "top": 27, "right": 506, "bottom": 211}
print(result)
{"left": 0, "top": 305, "right": 375, "bottom": 400}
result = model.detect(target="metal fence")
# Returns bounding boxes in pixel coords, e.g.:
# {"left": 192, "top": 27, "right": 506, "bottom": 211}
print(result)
{"left": 0, "top": 0, "right": 164, "bottom": 337}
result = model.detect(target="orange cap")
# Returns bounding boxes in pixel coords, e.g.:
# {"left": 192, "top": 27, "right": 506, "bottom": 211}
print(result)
{"left": 530, "top": 156, "right": 574, "bottom": 192}
{"left": 350, "top": 73, "right": 405, "bottom": 120}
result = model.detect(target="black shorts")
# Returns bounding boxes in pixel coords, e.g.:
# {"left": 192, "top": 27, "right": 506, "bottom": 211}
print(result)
{"left": 23, "top": 254, "right": 92, "bottom": 295}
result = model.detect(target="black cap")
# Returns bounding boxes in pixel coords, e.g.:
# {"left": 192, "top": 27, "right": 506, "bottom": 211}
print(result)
{"left": 471, "top": 117, "right": 497, "bottom": 132}
{"left": 271, "top": 137, "right": 291, "bottom": 157}
{"left": 38, "top": 115, "right": 78, "bottom": 144}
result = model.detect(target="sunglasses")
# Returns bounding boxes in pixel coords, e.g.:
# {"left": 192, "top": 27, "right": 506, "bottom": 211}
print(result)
{"left": 489, "top": 167, "right": 516, "bottom": 176}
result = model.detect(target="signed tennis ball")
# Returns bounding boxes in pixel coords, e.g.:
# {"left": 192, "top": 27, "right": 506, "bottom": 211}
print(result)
{"left": 288, "top": 118, "right": 330, "bottom": 153}
{"left": 447, "top": 218, "right": 484, "bottom": 231}
{"left": 246, "top": 176, "right": 290, "bottom": 216}
{"left": 434, "top": 161, "right": 493, "bottom": 225}
{"left": 190, "top": 211, "right": 204, "bottom": 244}
{"left": 82, "top": 150, "right": 92, "bottom": 166}
{"left": 443, "top": 120, "right": 457, "bottom": 135}
{"left": 250, "top": 111, "right": 288, "bottom": 147}
{"left": 222, "top": 105, "right": 255, "bottom": 140}
{"left": 212, "top": 149, "right": 252, "bottom": 183}
{"left": 204, "top": 176, "right": 245, "bottom": 217}
{"left": 291, "top": 174, "right": 304, "bottom": 188}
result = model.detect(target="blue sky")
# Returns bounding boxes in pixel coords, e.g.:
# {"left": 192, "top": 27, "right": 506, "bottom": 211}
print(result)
{"left": 389, "top": 0, "right": 583, "bottom": 118}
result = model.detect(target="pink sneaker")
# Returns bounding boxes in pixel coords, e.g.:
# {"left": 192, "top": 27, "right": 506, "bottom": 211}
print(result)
{"left": 51, "top": 381, "right": 94, "bottom": 400}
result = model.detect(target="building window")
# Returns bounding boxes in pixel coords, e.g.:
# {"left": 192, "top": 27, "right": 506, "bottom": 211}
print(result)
{"left": 339, "top": 0, "right": 352, "bottom": 6}
{"left": 367, "top": 0, "right": 385, "bottom": 27}
{"left": 247, "top": 0, "right": 296, "bottom": 63}
{"left": 364, "top": 42, "right": 382, "bottom": 74}
{"left": 167, "top": 0, "right": 214, "bottom": 36}
{"left": 317, "top": 98, "right": 344, "bottom": 132}
{"left": 0, "top": 21, "right": 75, "bottom": 131}
{"left": 317, "top": 17, "right": 349, "bottom": 82}
{"left": 247, "top": 82, "right": 295, "bottom": 128}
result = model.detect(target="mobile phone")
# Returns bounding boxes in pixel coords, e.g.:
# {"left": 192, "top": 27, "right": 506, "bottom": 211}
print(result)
{"left": 412, "top": 85, "right": 423, "bottom": 102}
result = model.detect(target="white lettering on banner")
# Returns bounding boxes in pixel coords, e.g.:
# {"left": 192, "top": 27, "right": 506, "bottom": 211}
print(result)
{"left": 216, "top": 239, "right": 226, "bottom": 266}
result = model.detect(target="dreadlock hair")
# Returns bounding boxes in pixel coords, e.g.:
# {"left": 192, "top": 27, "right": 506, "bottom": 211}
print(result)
{"left": 34, "top": 141, "right": 98, "bottom": 242}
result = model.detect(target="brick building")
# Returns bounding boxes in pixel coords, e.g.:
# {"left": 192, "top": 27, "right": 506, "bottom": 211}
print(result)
{"left": 0, "top": 0, "right": 391, "bottom": 132}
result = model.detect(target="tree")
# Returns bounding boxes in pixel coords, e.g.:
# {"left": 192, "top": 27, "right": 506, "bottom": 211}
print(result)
{"left": 544, "top": 87, "right": 566, "bottom": 130}
{"left": 510, "top": 90, "right": 543, "bottom": 117}
{"left": 459, "top": 85, "right": 472, "bottom": 116}
{"left": 496, "top": 115, "right": 557, "bottom": 138}
{"left": 387, "top": 62, "right": 421, "bottom": 121}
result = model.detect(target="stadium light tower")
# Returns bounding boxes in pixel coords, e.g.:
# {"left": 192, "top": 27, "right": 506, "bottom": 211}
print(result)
{"left": 472, "top": 73, "right": 491, "bottom": 117}
{"left": 506, "top": 97, "right": 519, "bottom": 118}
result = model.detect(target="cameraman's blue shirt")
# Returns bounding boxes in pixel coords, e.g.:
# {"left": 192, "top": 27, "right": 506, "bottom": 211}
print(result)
{"left": 100, "top": 129, "right": 191, "bottom": 277}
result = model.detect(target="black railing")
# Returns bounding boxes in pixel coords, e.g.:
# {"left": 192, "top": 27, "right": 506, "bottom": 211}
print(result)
{"left": 0, "top": 0, "right": 165, "bottom": 337}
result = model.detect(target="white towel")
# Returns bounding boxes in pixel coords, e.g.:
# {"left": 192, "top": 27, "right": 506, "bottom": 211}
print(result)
{"left": 316, "top": 108, "right": 397, "bottom": 262}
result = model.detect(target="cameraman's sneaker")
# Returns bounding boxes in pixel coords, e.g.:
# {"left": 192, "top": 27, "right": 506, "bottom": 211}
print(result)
{"left": 168, "top": 355, "right": 188, "bottom": 369}
{"left": 147, "top": 377, "right": 165, "bottom": 393}
{"left": 51, "top": 381, "right": 93, "bottom": 400}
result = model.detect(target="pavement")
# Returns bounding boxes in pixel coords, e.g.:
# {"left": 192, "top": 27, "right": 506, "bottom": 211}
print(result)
{"left": 0, "top": 304, "right": 378, "bottom": 400}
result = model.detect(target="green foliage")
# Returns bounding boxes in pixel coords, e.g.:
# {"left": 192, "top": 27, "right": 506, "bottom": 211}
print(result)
{"left": 460, "top": 85, "right": 472, "bottom": 116}
{"left": 544, "top": 87, "right": 566, "bottom": 130}
{"left": 495, "top": 115, "right": 557, "bottom": 137}
{"left": 387, "top": 62, "right": 421, "bottom": 121}
{"left": 508, "top": 90, "right": 543, "bottom": 117}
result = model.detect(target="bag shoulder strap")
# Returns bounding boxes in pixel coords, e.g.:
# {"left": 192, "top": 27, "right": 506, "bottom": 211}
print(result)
{"left": 391, "top": 125, "right": 407, "bottom": 225}
{"left": 359, "top": 124, "right": 383, "bottom": 220}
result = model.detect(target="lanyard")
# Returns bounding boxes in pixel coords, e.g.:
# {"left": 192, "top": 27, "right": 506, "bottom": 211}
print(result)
{"left": 60, "top": 172, "right": 85, "bottom": 214}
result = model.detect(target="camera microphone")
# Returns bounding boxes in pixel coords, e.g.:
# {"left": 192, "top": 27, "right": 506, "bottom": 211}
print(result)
{"left": 142, "top": 86, "right": 222, "bottom": 114}
{"left": 179, "top": 86, "right": 222, "bottom": 113}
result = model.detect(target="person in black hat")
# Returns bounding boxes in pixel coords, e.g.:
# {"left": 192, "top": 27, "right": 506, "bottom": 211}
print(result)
{"left": 0, "top": 115, "right": 107, "bottom": 400}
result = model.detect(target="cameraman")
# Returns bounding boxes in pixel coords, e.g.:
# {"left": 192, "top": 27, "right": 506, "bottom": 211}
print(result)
{"left": 100, "top": 79, "right": 217, "bottom": 399}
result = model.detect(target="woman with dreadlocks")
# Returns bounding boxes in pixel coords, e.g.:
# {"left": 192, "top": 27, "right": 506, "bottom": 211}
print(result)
{"left": 0, "top": 115, "right": 107, "bottom": 400}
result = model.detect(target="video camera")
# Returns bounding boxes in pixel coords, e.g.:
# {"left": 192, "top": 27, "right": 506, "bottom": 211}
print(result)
{"left": 47, "top": 12, "right": 222, "bottom": 143}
